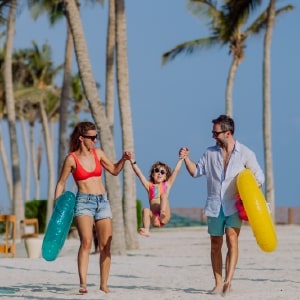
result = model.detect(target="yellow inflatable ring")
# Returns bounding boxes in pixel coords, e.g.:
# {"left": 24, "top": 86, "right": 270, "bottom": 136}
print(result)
{"left": 237, "top": 169, "right": 277, "bottom": 252}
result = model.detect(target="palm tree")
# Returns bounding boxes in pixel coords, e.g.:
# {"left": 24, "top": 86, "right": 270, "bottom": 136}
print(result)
{"left": 19, "top": 110, "right": 30, "bottom": 201}
{"left": 262, "top": 0, "right": 275, "bottom": 216}
{"left": 0, "top": 47, "right": 13, "bottom": 203}
{"left": 57, "top": 27, "right": 73, "bottom": 171}
{"left": 39, "top": 97, "right": 56, "bottom": 223}
{"left": 63, "top": 0, "right": 127, "bottom": 255}
{"left": 105, "top": 0, "right": 115, "bottom": 134}
{"left": 14, "top": 41, "right": 62, "bottom": 223}
{"left": 162, "top": 0, "right": 291, "bottom": 117}
{"left": 115, "top": 0, "right": 138, "bottom": 250}
{"left": 3, "top": 0, "right": 24, "bottom": 238}
{"left": 0, "top": 0, "right": 13, "bottom": 22}
{"left": 70, "top": 72, "right": 91, "bottom": 120}
{"left": 4, "top": 47, "right": 39, "bottom": 200}
{"left": 27, "top": 0, "right": 75, "bottom": 175}
{"left": 0, "top": 121, "right": 13, "bottom": 203}
{"left": 225, "top": 0, "right": 294, "bottom": 217}
{"left": 222, "top": 0, "right": 263, "bottom": 39}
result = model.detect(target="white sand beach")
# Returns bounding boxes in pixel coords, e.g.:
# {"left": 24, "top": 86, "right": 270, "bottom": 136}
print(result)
{"left": 1, "top": 224, "right": 300, "bottom": 300}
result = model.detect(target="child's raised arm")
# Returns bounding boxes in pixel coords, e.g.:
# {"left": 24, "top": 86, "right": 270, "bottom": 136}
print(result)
{"left": 166, "top": 158, "right": 184, "bottom": 188}
{"left": 129, "top": 155, "right": 150, "bottom": 191}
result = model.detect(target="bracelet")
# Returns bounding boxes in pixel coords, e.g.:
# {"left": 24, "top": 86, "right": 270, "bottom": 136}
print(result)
{"left": 131, "top": 161, "right": 137, "bottom": 165}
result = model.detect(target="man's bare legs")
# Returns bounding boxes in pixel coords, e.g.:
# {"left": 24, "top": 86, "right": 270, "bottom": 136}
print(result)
{"left": 210, "top": 235, "right": 224, "bottom": 294}
{"left": 160, "top": 193, "right": 171, "bottom": 224}
{"left": 223, "top": 227, "right": 240, "bottom": 295}
{"left": 95, "top": 218, "right": 112, "bottom": 293}
{"left": 76, "top": 215, "right": 94, "bottom": 293}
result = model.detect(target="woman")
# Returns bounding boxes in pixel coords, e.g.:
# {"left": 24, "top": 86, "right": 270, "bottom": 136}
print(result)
{"left": 55, "top": 121, "right": 131, "bottom": 294}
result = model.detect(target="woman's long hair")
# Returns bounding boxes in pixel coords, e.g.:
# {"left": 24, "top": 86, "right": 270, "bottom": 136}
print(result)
{"left": 69, "top": 122, "right": 96, "bottom": 152}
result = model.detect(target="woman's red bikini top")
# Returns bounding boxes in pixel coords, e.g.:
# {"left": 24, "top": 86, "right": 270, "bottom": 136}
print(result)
{"left": 70, "top": 148, "right": 102, "bottom": 181}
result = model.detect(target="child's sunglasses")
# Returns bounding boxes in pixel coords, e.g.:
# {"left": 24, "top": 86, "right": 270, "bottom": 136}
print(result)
{"left": 154, "top": 168, "right": 166, "bottom": 175}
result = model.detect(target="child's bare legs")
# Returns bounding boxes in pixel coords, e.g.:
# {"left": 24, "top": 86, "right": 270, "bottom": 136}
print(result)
{"left": 160, "top": 193, "right": 171, "bottom": 225}
{"left": 138, "top": 208, "right": 151, "bottom": 237}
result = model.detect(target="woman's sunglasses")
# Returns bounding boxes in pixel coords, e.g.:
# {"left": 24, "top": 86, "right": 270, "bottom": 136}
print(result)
{"left": 154, "top": 168, "right": 166, "bottom": 175}
{"left": 82, "top": 134, "right": 97, "bottom": 141}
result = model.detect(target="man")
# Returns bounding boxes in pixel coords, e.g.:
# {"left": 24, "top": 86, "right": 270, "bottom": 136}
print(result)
{"left": 180, "top": 115, "right": 264, "bottom": 296}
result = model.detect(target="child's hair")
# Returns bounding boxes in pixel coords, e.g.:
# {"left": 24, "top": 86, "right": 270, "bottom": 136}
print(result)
{"left": 149, "top": 161, "right": 172, "bottom": 183}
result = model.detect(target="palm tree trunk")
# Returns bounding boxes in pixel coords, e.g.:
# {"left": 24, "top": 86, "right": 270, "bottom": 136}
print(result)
{"left": 105, "top": 0, "right": 116, "bottom": 134}
{"left": 225, "top": 57, "right": 240, "bottom": 117}
{"left": 63, "top": 0, "right": 126, "bottom": 255}
{"left": 3, "top": 0, "right": 24, "bottom": 237}
{"left": 40, "top": 100, "right": 55, "bottom": 224}
{"left": 20, "top": 115, "right": 30, "bottom": 201}
{"left": 58, "top": 25, "right": 73, "bottom": 174}
{"left": 30, "top": 124, "right": 40, "bottom": 200}
{"left": 0, "top": 121, "right": 13, "bottom": 203}
{"left": 115, "top": 0, "right": 138, "bottom": 250}
{"left": 263, "top": 0, "right": 275, "bottom": 217}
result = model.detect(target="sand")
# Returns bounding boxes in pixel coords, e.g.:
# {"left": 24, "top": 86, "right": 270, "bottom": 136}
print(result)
{"left": 1, "top": 224, "right": 300, "bottom": 299}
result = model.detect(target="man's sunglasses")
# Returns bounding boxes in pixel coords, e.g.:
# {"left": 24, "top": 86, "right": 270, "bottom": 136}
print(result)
{"left": 82, "top": 134, "right": 98, "bottom": 141}
{"left": 154, "top": 168, "right": 166, "bottom": 175}
{"left": 212, "top": 130, "right": 226, "bottom": 137}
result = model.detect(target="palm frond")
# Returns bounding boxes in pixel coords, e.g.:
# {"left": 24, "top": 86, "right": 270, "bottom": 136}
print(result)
{"left": 187, "top": 0, "right": 226, "bottom": 35}
{"left": 27, "top": 0, "right": 65, "bottom": 25}
{"left": 222, "top": 0, "right": 263, "bottom": 38}
{"left": 0, "top": 0, "right": 14, "bottom": 23}
{"left": 162, "top": 36, "right": 220, "bottom": 65}
{"left": 244, "top": 4, "right": 294, "bottom": 36}
{"left": 187, "top": 0, "right": 221, "bottom": 19}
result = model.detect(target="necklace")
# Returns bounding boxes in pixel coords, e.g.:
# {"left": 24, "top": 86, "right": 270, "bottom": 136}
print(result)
{"left": 222, "top": 149, "right": 232, "bottom": 171}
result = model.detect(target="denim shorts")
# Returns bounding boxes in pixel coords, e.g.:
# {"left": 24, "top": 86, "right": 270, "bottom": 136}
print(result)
{"left": 74, "top": 192, "right": 112, "bottom": 221}
{"left": 207, "top": 206, "right": 242, "bottom": 236}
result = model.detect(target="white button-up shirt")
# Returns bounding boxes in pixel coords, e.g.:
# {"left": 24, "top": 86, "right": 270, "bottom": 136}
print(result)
{"left": 194, "top": 141, "right": 265, "bottom": 217}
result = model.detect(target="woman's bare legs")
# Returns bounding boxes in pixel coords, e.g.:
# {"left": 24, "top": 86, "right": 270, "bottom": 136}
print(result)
{"left": 95, "top": 218, "right": 112, "bottom": 293}
{"left": 76, "top": 215, "right": 94, "bottom": 293}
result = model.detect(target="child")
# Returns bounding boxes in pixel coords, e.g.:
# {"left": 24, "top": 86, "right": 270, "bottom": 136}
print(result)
{"left": 129, "top": 155, "right": 183, "bottom": 237}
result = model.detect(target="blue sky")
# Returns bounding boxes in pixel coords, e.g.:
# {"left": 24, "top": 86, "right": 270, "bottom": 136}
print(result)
{"left": 1, "top": 0, "right": 299, "bottom": 212}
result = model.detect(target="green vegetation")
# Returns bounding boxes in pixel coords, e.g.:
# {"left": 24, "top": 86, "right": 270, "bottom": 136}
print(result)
{"left": 136, "top": 199, "right": 143, "bottom": 229}
{"left": 25, "top": 200, "right": 47, "bottom": 233}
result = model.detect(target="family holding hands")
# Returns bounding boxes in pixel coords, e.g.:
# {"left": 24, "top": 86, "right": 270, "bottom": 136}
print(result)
{"left": 55, "top": 114, "right": 264, "bottom": 296}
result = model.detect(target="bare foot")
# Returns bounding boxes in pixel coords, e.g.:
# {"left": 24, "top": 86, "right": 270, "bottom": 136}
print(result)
{"left": 208, "top": 286, "right": 222, "bottom": 295}
{"left": 222, "top": 282, "right": 231, "bottom": 296}
{"left": 160, "top": 210, "right": 166, "bottom": 219}
{"left": 159, "top": 210, "right": 170, "bottom": 225}
{"left": 100, "top": 286, "right": 111, "bottom": 293}
{"left": 138, "top": 228, "right": 150, "bottom": 237}
{"left": 79, "top": 285, "right": 88, "bottom": 294}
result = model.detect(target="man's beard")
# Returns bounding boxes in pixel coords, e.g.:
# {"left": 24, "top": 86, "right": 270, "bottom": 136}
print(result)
{"left": 216, "top": 140, "right": 225, "bottom": 147}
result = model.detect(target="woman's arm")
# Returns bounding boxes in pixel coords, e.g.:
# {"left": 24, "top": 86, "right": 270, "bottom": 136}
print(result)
{"left": 54, "top": 155, "right": 74, "bottom": 199}
{"left": 100, "top": 149, "right": 131, "bottom": 176}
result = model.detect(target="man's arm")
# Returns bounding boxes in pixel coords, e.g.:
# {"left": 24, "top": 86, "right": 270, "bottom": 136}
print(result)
{"left": 179, "top": 147, "right": 197, "bottom": 177}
